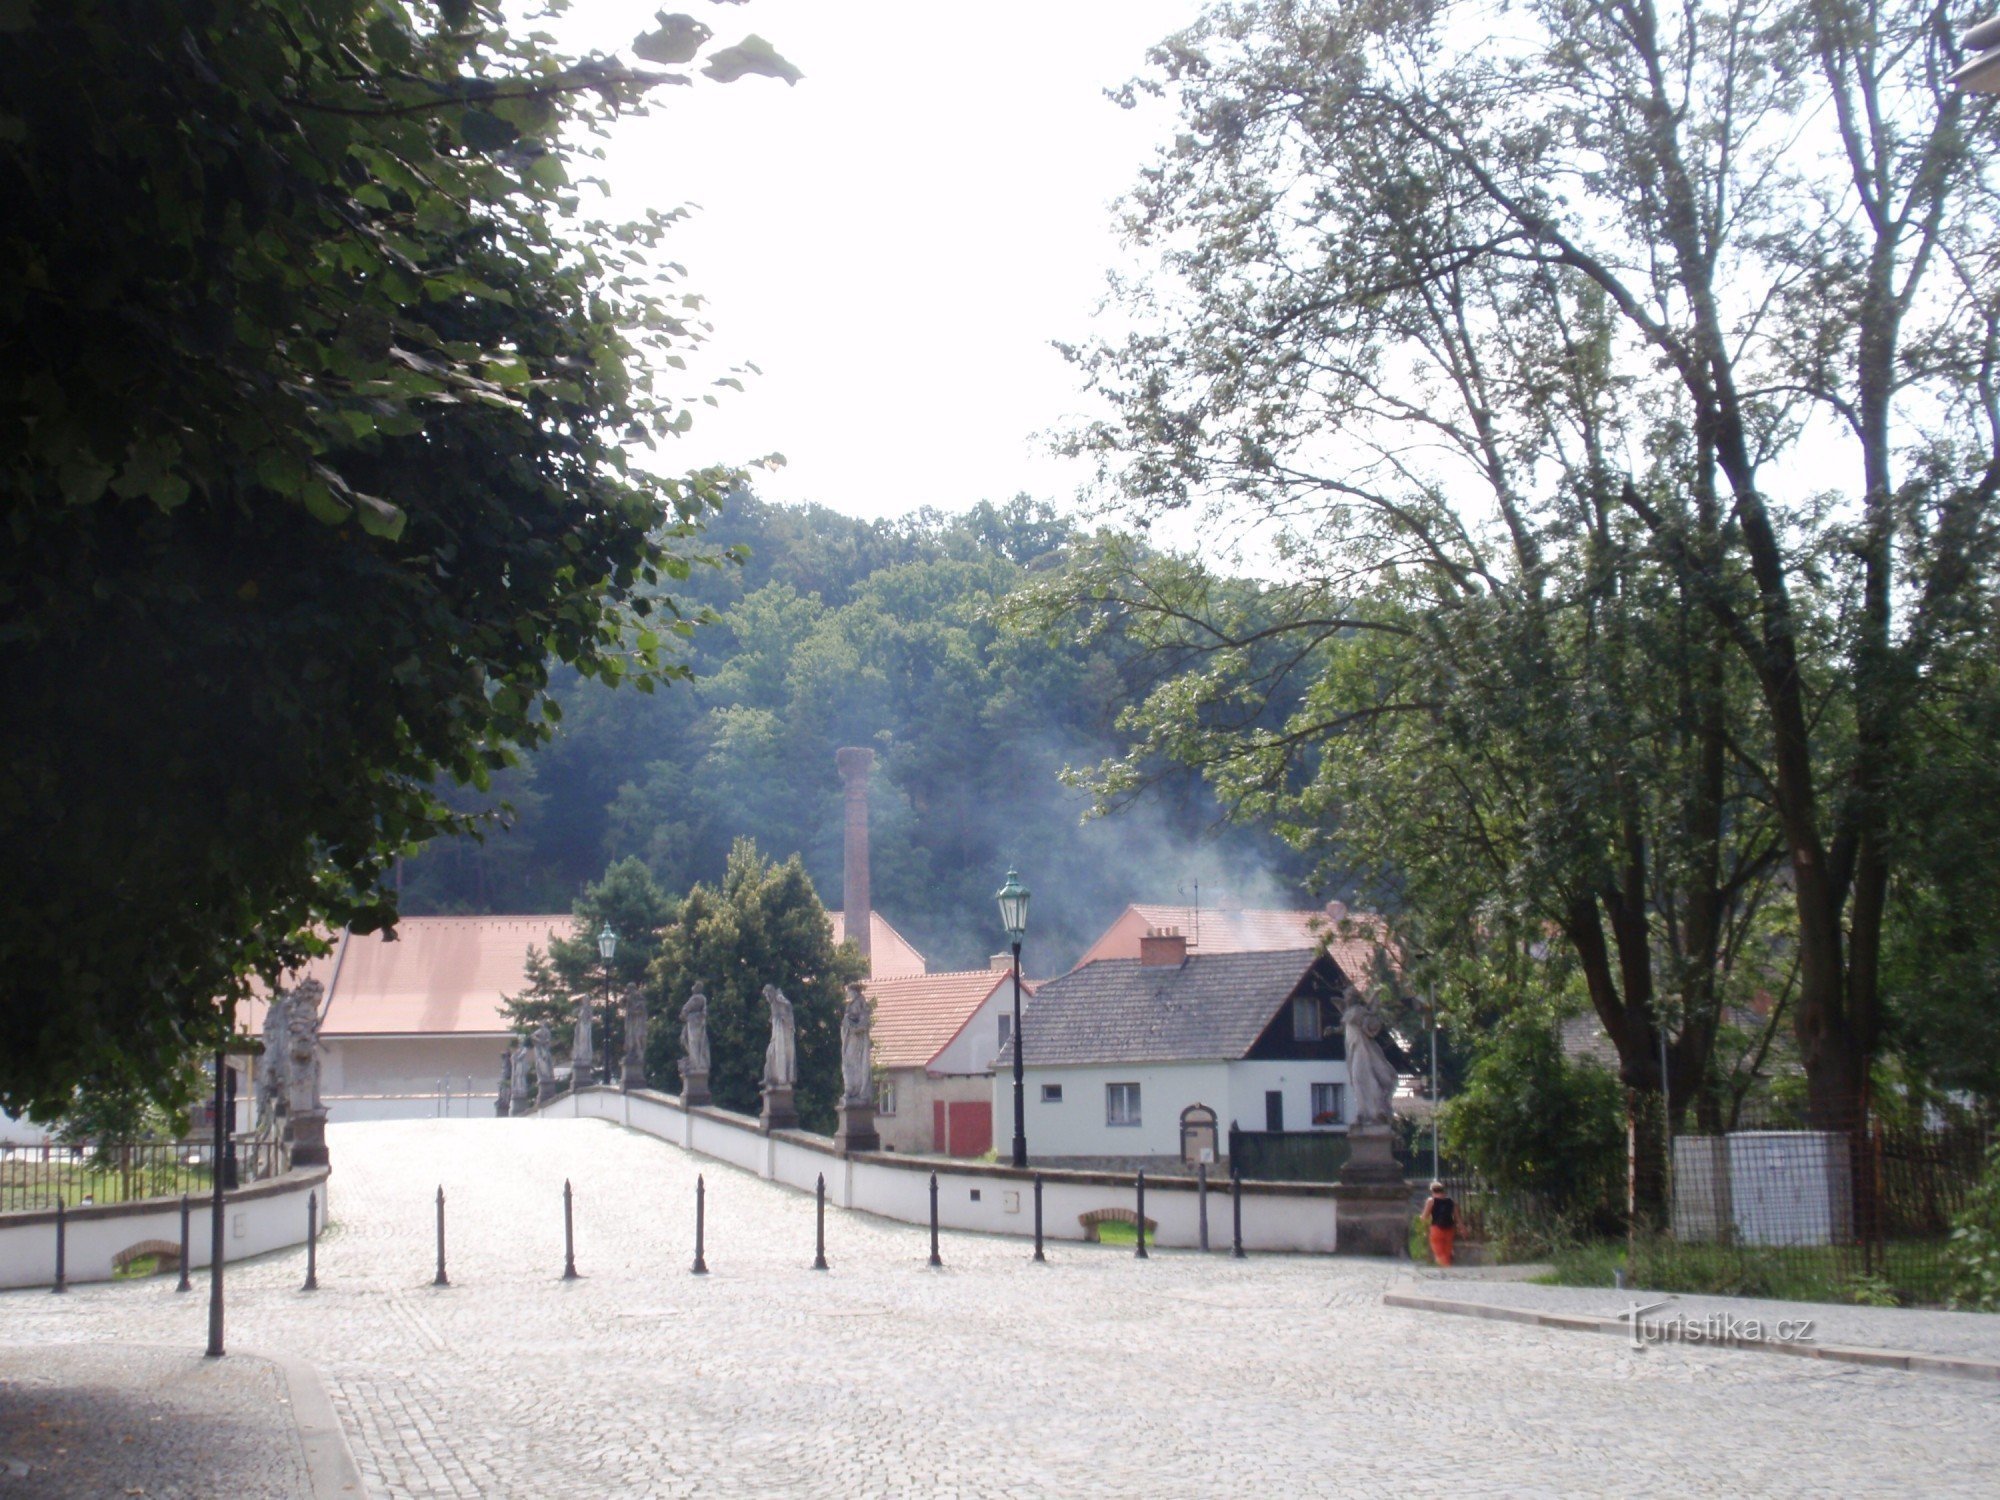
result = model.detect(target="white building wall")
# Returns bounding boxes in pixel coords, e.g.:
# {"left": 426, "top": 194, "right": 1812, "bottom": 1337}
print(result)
{"left": 323, "top": 1035, "right": 508, "bottom": 1110}
{"left": 1006, "top": 1062, "right": 1234, "bottom": 1159}
{"left": 1223, "top": 1059, "right": 1353, "bottom": 1137}
{"left": 927, "top": 981, "right": 1012, "bottom": 1077}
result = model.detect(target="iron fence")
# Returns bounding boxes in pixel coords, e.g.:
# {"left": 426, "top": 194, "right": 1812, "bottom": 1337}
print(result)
{"left": 0, "top": 1139, "right": 291, "bottom": 1213}
{"left": 1227, "top": 1128, "right": 1360, "bottom": 1183}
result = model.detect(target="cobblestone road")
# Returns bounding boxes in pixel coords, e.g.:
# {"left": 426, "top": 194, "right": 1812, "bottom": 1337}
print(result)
{"left": 4, "top": 1118, "right": 1996, "bottom": 1497}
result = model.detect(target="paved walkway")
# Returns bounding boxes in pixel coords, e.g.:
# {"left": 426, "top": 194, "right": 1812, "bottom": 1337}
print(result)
{"left": 2, "top": 1118, "right": 1997, "bottom": 1497}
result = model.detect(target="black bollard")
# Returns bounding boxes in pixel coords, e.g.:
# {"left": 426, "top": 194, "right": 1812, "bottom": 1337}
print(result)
{"left": 563, "top": 1179, "right": 578, "bottom": 1280}
{"left": 52, "top": 1197, "right": 66, "bottom": 1294}
{"left": 176, "top": 1193, "right": 193, "bottom": 1293}
{"left": 302, "top": 1191, "right": 319, "bottom": 1292}
{"left": 433, "top": 1186, "right": 449, "bottom": 1287}
{"left": 927, "top": 1172, "right": 942, "bottom": 1268}
{"left": 1198, "top": 1162, "right": 1210, "bottom": 1252}
{"left": 813, "top": 1173, "right": 828, "bottom": 1270}
{"left": 1135, "top": 1169, "right": 1148, "bottom": 1259}
{"left": 692, "top": 1174, "right": 708, "bottom": 1275}
{"left": 1231, "top": 1162, "right": 1245, "bottom": 1259}
{"left": 1032, "top": 1173, "right": 1045, "bottom": 1263}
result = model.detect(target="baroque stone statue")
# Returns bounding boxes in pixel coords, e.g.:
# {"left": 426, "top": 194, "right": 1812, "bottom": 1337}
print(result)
{"left": 1340, "top": 993, "right": 1398, "bottom": 1128}
{"left": 282, "top": 979, "right": 323, "bottom": 1118}
{"left": 496, "top": 1048, "right": 513, "bottom": 1116}
{"left": 680, "top": 986, "right": 710, "bottom": 1076}
{"left": 256, "top": 989, "right": 290, "bottom": 1130}
{"left": 839, "top": 982, "right": 873, "bottom": 1105}
{"left": 532, "top": 1024, "right": 557, "bottom": 1095}
{"left": 761, "top": 984, "right": 797, "bottom": 1089}
{"left": 509, "top": 1038, "right": 533, "bottom": 1113}
{"left": 572, "top": 1000, "right": 596, "bottom": 1088}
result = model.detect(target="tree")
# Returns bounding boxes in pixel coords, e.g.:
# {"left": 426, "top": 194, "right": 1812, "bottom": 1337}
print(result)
{"left": 0, "top": 2, "right": 797, "bottom": 1118}
{"left": 1064, "top": 0, "right": 2000, "bottom": 1123}
{"left": 645, "top": 839, "right": 865, "bottom": 1132}
{"left": 504, "top": 857, "right": 673, "bottom": 1076}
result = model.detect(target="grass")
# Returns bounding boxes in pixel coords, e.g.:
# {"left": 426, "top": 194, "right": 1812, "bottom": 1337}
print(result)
{"left": 1092, "top": 1221, "right": 1140, "bottom": 1246}
{"left": 0, "top": 1160, "right": 215, "bottom": 1212}
{"left": 1536, "top": 1237, "right": 1954, "bottom": 1307}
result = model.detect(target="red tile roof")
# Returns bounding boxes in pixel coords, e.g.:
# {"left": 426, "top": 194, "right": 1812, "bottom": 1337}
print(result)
{"left": 865, "top": 968, "right": 1014, "bottom": 1070}
{"left": 1075, "top": 902, "right": 1393, "bottom": 991}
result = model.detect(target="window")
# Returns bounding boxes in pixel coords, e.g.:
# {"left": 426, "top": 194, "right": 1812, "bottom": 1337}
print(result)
{"left": 1106, "top": 1082, "right": 1141, "bottom": 1127}
{"left": 1292, "top": 995, "right": 1322, "bottom": 1042}
{"left": 1041, "top": 1083, "right": 1063, "bottom": 1103}
{"left": 876, "top": 1080, "right": 897, "bottom": 1117}
{"left": 998, "top": 1013, "right": 1012, "bottom": 1051}
{"left": 1311, "top": 1082, "right": 1345, "bottom": 1127}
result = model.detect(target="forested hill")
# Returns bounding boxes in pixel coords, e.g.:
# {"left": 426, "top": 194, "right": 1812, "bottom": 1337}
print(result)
{"left": 400, "top": 494, "right": 1317, "bottom": 973}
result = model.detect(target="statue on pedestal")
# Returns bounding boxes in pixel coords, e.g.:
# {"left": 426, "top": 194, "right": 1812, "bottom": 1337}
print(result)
{"left": 509, "top": 1038, "right": 533, "bottom": 1114}
{"left": 840, "top": 983, "right": 873, "bottom": 1105}
{"left": 256, "top": 990, "right": 291, "bottom": 1132}
{"left": 532, "top": 1024, "right": 557, "bottom": 1097}
{"left": 496, "top": 1048, "right": 513, "bottom": 1116}
{"left": 759, "top": 983, "right": 799, "bottom": 1132}
{"left": 679, "top": 986, "right": 711, "bottom": 1106}
{"left": 282, "top": 979, "right": 328, "bottom": 1166}
{"left": 1340, "top": 993, "right": 1398, "bottom": 1128}
{"left": 572, "top": 1000, "right": 596, "bottom": 1090}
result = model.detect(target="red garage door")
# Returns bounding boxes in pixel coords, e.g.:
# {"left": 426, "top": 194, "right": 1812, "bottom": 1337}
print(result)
{"left": 932, "top": 1100, "right": 994, "bottom": 1157}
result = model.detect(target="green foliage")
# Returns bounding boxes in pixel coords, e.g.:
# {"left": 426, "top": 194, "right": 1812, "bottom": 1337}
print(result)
{"left": 1945, "top": 1142, "right": 2000, "bottom": 1312}
{"left": 1439, "top": 1022, "right": 1626, "bottom": 1225}
{"left": 0, "top": 1, "right": 794, "bottom": 1117}
{"left": 645, "top": 839, "right": 865, "bottom": 1133}
{"left": 504, "top": 857, "right": 673, "bottom": 1070}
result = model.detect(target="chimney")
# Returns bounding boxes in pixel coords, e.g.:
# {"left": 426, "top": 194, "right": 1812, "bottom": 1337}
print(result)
{"left": 835, "top": 747, "right": 874, "bottom": 969}
{"left": 1140, "top": 927, "right": 1188, "bottom": 967}
{"left": 990, "top": 952, "right": 1012, "bottom": 972}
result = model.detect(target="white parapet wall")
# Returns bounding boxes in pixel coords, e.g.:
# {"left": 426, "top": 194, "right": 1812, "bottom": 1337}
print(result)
{"left": 0, "top": 1167, "right": 330, "bottom": 1291}
{"left": 544, "top": 1085, "right": 1347, "bottom": 1254}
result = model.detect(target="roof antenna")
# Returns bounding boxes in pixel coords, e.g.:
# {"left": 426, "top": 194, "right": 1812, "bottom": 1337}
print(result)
{"left": 1177, "top": 879, "right": 1201, "bottom": 952}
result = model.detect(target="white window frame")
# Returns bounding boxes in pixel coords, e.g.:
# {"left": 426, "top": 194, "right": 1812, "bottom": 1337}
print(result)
{"left": 1040, "top": 1083, "right": 1062, "bottom": 1103}
{"left": 1310, "top": 1081, "right": 1345, "bottom": 1128}
{"left": 1106, "top": 1082, "right": 1141, "bottom": 1127}
{"left": 876, "top": 1079, "right": 897, "bottom": 1117}
{"left": 998, "top": 1012, "right": 1012, "bottom": 1050}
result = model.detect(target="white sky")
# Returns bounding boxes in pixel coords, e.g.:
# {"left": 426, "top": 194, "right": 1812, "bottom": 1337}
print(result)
{"left": 564, "top": 1, "right": 1205, "bottom": 523}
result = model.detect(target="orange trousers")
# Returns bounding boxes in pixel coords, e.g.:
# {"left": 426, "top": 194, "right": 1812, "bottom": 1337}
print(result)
{"left": 1428, "top": 1225, "right": 1456, "bottom": 1267}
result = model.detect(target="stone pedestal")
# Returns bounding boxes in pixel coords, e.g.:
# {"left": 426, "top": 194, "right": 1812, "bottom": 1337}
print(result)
{"left": 680, "top": 1068, "right": 710, "bottom": 1108}
{"left": 1332, "top": 1127, "right": 1409, "bottom": 1257}
{"left": 760, "top": 1085, "right": 798, "bottom": 1133}
{"left": 834, "top": 1101, "right": 879, "bottom": 1155}
{"left": 289, "top": 1109, "right": 330, "bottom": 1169}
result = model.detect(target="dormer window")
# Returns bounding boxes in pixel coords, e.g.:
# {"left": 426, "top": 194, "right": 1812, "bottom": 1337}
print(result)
{"left": 1291, "top": 994, "right": 1322, "bottom": 1042}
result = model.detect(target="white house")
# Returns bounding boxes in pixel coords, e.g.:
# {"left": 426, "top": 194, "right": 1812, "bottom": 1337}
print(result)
{"left": 996, "top": 934, "right": 1364, "bottom": 1168}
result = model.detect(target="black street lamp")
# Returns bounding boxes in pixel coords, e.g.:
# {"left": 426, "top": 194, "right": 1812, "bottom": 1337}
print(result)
{"left": 996, "top": 868, "right": 1030, "bottom": 1169}
{"left": 597, "top": 923, "right": 618, "bottom": 1086}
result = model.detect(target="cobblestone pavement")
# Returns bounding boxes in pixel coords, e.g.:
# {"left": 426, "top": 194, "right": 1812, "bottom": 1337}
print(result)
{"left": 4, "top": 1118, "right": 1998, "bottom": 1498}
{"left": 0, "top": 1341, "right": 312, "bottom": 1497}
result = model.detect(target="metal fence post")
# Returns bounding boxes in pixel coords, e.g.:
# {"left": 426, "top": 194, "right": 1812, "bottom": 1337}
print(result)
{"left": 1135, "top": 1169, "right": 1148, "bottom": 1259}
{"left": 433, "top": 1186, "right": 449, "bottom": 1287}
{"left": 1198, "top": 1162, "right": 1210, "bottom": 1252}
{"left": 302, "top": 1191, "right": 319, "bottom": 1292}
{"left": 692, "top": 1174, "right": 708, "bottom": 1275}
{"left": 176, "top": 1193, "right": 192, "bottom": 1293}
{"left": 813, "top": 1174, "right": 829, "bottom": 1270}
{"left": 1032, "top": 1173, "right": 1045, "bottom": 1263}
{"left": 928, "top": 1173, "right": 942, "bottom": 1267}
{"left": 563, "top": 1179, "right": 578, "bottom": 1280}
{"left": 51, "top": 1198, "right": 66, "bottom": 1293}
{"left": 1231, "top": 1162, "right": 1245, "bottom": 1259}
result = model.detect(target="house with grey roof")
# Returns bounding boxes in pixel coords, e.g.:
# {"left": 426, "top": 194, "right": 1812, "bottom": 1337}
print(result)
{"left": 994, "top": 931, "right": 1365, "bottom": 1168}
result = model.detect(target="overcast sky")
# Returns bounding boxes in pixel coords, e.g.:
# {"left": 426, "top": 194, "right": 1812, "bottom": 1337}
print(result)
{"left": 570, "top": 1, "right": 1204, "bottom": 523}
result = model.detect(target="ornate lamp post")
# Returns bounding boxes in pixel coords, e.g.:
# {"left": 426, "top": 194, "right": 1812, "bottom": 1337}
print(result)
{"left": 597, "top": 923, "right": 618, "bottom": 1086}
{"left": 995, "top": 868, "right": 1030, "bottom": 1169}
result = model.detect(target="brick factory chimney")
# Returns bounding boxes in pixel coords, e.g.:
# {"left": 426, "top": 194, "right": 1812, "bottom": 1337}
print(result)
{"left": 835, "top": 746, "right": 874, "bottom": 969}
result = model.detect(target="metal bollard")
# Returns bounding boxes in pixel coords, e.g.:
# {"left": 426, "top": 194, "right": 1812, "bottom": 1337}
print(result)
{"left": 813, "top": 1174, "right": 828, "bottom": 1270}
{"left": 302, "top": 1191, "right": 319, "bottom": 1292}
{"left": 1032, "top": 1173, "right": 1045, "bottom": 1263}
{"left": 927, "top": 1173, "right": 942, "bottom": 1267}
{"left": 433, "top": 1186, "right": 449, "bottom": 1287}
{"left": 52, "top": 1197, "right": 66, "bottom": 1294}
{"left": 1231, "top": 1163, "right": 1245, "bottom": 1258}
{"left": 692, "top": 1174, "right": 708, "bottom": 1275}
{"left": 563, "top": 1179, "right": 578, "bottom": 1280}
{"left": 176, "top": 1193, "right": 193, "bottom": 1293}
{"left": 1135, "top": 1169, "right": 1148, "bottom": 1259}
{"left": 1197, "top": 1162, "right": 1210, "bottom": 1252}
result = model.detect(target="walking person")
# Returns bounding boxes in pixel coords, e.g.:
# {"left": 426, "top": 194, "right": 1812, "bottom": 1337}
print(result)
{"left": 1420, "top": 1180, "right": 1457, "bottom": 1268}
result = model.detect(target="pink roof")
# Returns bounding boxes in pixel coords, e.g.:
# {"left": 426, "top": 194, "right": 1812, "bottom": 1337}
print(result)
{"left": 865, "top": 968, "right": 1018, "bottom": 1070}
{"left": 828, "top": 910, "right": 927, "bottom": 978}
{"left": 1075, "top": 901, "right": 1392, "bottom": 990}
